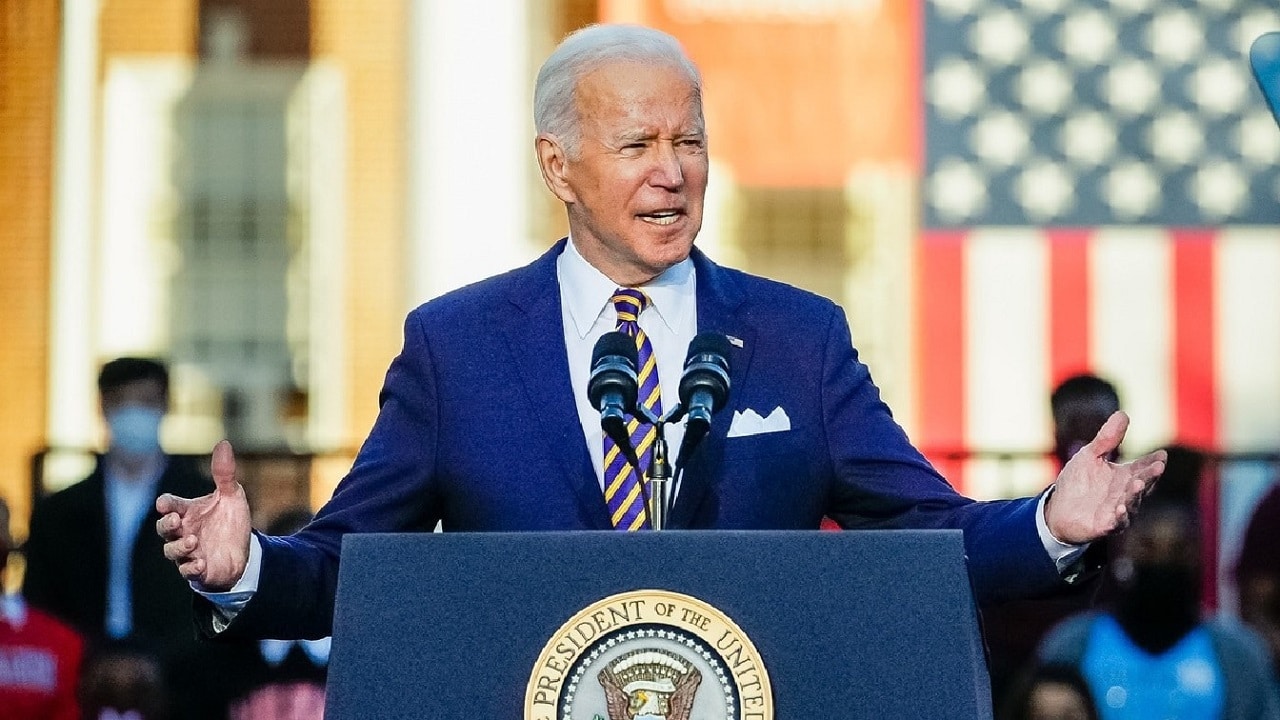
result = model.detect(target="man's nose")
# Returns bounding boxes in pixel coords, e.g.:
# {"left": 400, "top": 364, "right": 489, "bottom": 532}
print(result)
{"left": 647, "top": 141, "right": 684, "bottom": 189}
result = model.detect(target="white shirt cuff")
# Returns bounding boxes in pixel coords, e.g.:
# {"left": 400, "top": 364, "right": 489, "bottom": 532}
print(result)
{"left": 190, "top": 533, "right": 262, "bottom": 629}
{"left": 1037, "top": 487, "right": 1089, "bottom": 574}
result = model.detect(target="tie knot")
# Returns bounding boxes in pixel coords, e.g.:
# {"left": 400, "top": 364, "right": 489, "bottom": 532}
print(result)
{"left": 611, "top": 288, "right": 649, "bottom": 324}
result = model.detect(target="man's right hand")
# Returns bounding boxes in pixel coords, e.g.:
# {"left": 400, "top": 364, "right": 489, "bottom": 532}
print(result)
{"left": 156, "top": 440, "right": 252, "bottom": 591}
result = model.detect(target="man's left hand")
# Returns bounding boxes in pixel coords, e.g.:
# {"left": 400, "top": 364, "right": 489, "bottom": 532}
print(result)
{"left": 1045, "top": 411, "right": 1167, "bottom": 545}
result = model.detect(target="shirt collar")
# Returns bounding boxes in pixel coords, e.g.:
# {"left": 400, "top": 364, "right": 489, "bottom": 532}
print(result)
{"left": 104, "top": 458, "right": 165, "bottom": 496}
{"left": 558, "top": 236, "right": 696, "bottom": 339}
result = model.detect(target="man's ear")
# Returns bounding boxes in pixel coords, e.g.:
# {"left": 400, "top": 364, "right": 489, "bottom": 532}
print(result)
{"left": 535, "top": 134, "right": 576, "bottom": 204}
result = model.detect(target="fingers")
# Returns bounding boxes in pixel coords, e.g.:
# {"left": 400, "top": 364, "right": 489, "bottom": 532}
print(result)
{"left": 156, "top": 511, "right": 186, "bottom": 540}
{"left": 1127, "top": 450, "right": 1166, "bottom": 499}
{"left": 211, "top": 440, "right": 238, "bottom": 494}
{"left": 1110, "top": 457, "right": 1164, "bottom": 532}
{"left": 164, "top": 535, "right": 211, "bottom": 584}
{"left": 177, "top": 557, "right": 206, "bottom": 582}
{"left": 1129, "top": 449, "right": 1167, "bottom": 475}
{"left": 163, "top": 534, "right": 198, "bottom": 562}
{"left": 155, "top": 492, "right": 193, "bottom": 516}
{"left": 1113, "top": 503, "right": 1131, "bottom": 533}
{"left": 1140, "top": 459, "right": 1165, "bottom": 491}
{"left": 1084, "top": 411, "right": 1129, "bottom": 459}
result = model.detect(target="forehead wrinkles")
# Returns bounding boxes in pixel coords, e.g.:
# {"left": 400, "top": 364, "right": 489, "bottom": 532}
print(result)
{"left": 574, "top": 66, "right": 704, "bottom": 142}
{"left": 587, "top": 100, "right": 706, "bottom": 149}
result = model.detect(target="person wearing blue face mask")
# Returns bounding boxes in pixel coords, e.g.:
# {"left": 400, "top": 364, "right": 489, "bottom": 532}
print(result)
{"left": 23, "top": 357, "right": 214, "bottom": 716}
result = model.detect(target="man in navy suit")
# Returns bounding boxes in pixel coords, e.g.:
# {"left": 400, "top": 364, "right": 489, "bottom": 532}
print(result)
{"left": 156, "top": 24, "right": 1166, "bottom": 641}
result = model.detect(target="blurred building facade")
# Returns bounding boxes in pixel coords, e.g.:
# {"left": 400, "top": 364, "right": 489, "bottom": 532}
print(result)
{"left": 1, "top": 0, "right": 924, "bottom": 537}
{"left": 4, "top": 0, "right": 1280, "bottom": 609}
{"left": 1, "top": 0, "right": 600, "bottom": 535}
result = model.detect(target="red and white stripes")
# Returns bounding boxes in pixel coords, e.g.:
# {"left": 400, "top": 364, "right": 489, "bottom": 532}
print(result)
{"left": 917, "top": 227, "right": 1280, "bottom": 499}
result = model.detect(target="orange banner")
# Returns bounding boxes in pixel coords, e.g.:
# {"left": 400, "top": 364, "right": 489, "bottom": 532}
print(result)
{"left": 601, "top": 0, "right": 918, "bottom": 187}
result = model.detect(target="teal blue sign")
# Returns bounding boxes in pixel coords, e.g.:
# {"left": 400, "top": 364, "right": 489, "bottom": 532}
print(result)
{"left": 1252, "top": 33, "right": 1280, "bottom": 126}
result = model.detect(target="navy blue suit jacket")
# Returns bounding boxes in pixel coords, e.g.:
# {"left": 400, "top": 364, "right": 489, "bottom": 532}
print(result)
{"left": 219, "top": 240, "right": 1063, "bottom": 639}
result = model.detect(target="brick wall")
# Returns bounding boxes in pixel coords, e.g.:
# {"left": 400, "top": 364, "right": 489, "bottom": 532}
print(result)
{"left": 0, "top": 0, "right": 59, "bottom": 548}
{"left": 100, "top": 0, "right": 198, "bottom": 58}
{"left": 312, "top": 0, "right": 408, "bottom": 454}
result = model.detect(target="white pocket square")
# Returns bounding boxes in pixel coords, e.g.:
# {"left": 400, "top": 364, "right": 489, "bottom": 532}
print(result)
{"left": 726, "top": 406, "right": 791, "bottom": 438}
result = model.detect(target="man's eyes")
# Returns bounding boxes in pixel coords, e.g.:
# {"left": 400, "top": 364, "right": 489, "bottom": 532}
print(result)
{"left": 619, "top": 138, "right": 704, "bottom": 151}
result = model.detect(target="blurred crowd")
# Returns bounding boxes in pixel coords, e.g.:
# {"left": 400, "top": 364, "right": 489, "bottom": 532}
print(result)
{"left": 2, "top": 358, "right": 1278, "bottom": 719}
{"left": 2, "top": 359, "right": 327, "bottom": 720}
{"left": 989, "top": 373, "right": 1280, "bottom": 719}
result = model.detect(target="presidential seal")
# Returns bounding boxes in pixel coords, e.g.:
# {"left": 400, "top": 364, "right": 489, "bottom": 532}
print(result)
{"left": 525, "top": 589, "right": 773, "bottom": 720}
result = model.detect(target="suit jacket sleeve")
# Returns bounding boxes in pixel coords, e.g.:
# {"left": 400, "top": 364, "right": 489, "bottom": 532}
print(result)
{"left": 816, "top": 305, "right": 1062, "bottom": 604}
{"left": 207, "top": 310, "right": 444, "bottom": 640}
{"left": 21, "top": 495, "right": 65, "bottom": 622}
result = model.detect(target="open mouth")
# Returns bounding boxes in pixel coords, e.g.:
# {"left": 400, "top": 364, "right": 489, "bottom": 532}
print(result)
{"left": 638, "top": 210, "right": 683, "bottom": 226}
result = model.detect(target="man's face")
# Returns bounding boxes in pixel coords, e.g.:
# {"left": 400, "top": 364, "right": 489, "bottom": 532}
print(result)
{"left": 101, "top": 378, "right": 168, "bottom": 457}
{"left": 542, "top": 60, "right": 708, "bottom": 286}
{"left": 1053, "top": 393, "right": 1119, "bottom": 466}
{"left": 1112, "top": 506, "right": 1203, "bottom": 650}
{"left": 1119, "top": 509, "right": 1197, "bottom": 572}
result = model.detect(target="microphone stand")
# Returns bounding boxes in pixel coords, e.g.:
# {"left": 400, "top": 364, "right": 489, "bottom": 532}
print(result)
{"left": 635, "top": 404, "right": 684, "bottom": 531}
{"left": 647, "top": 422, "right": 672, "bottom": 531}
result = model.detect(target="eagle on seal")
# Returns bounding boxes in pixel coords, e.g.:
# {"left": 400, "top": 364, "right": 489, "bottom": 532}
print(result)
{"left": 598, "top": 662, "right": 702, "bottom": 720}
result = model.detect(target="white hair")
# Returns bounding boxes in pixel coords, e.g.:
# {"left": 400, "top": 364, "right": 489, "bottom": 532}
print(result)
{"left": 534, "top": 24, "right": 703, "bottom": 157}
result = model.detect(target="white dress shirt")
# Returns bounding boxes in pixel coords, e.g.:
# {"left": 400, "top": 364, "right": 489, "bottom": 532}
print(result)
{"left": 557, "top": 236, "right": 697, "bottom": 487}
{"left": 104, "top": 463, "right": 163, "bottom": 638}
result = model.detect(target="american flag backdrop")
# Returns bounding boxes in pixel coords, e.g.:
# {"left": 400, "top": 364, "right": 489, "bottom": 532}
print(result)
{"left": 613, "top": 0, "right": 1280, "bottom": 606}
{"left": 918, "top": 0, "right": 1280, "bottom": 606}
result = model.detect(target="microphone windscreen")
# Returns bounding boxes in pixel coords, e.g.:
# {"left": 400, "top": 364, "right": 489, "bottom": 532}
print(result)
{"left": 592, "top": 331, "right": 638, "bottom": 367}
{"left": 684, "top": 332, "right": 732, "bottom": 366}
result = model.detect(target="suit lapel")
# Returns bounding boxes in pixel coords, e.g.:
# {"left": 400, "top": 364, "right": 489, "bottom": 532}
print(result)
{"left": 669, "top": 249, "right": 755, "bottom": 527}
{"left": 83, "top": 466, "right": 112, "bottom": 622}
{"left": 497, "top": 240, "right": 611, "bottom": 529}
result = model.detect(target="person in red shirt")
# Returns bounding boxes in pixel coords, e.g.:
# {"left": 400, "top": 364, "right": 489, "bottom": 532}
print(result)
{"left": 0, "top": 497, "right": 83, "bottom": 720}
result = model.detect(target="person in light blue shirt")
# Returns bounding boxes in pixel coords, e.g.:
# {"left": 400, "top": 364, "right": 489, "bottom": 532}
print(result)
{"left": 23, "top": 358, "right": 214, "bottom": 717}
{"left": 1039, "top": 483, "right": 1280, "bottom": 720}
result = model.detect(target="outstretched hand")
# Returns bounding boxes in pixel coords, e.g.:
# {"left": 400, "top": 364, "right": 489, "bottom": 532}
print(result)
{"left": 1045, "top": 411, "right": 1167, "bottom": 545}
{"left": 156, "top": 440, "right": 252, "bottom": 591}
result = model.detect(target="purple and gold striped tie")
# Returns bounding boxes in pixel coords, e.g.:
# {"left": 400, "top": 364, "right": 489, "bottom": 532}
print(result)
{"left": 603, "top": 288, "right": 663, "bottom": 531}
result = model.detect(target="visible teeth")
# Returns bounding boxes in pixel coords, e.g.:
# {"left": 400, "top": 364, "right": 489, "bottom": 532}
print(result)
{"left": 640, "top": 211, "right": 680, "bottom": 226}
{"left": 640, "top": 212, "right": 680, "bottom": 224}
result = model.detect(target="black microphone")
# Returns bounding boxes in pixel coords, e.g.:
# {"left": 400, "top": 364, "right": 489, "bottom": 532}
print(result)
{"left": 588, "top": 331, "right": 641, "bottom": 468}
{"left": 675, "top": 332, "right": 732, "bottom": 467}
